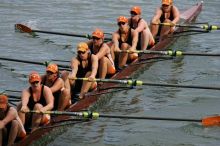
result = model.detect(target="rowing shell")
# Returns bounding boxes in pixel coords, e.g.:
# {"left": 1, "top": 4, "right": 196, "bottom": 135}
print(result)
{"left": 14, "top": 2, "right": 203, "bottom": 146}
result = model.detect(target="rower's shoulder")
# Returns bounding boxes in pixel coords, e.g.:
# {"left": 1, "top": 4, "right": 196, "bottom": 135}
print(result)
{"left": 22, "top": 87, "right": 30, "bottom": 94}
{"left": 43, "top": 85, "right": 53, "bottom": 92}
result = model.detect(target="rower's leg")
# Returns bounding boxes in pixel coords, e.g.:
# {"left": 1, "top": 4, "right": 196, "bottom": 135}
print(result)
{"left": 141, "top": 29, "right": 150, "bottom": 50}
{"left": 17, "top": 102, "right": 26, "bottom": 125}
{"left": 57, "top": 88, "right": 71, "bottom": 111}
{"left": 118, "top": 43, "right": 129, "bottom": 68}
{"left": 160, "top": 19, "right": 172, "bottom": 41}
{"left": 31, "top": 103, "right": 43, "bottom": 132}
{"left": 7, "top": 120, "right": 19, "bottom": 146}
{"left": 110, "top": 43, "right": 115, "bottom": 61}
{"left": 99, "top": 57, "right": 107, "bottom": 79}
{"left": 78, "top": 72, "right": 96, "bottom": 99}
{"left": 60, "top": 70, "right": 69, "bottom": 82}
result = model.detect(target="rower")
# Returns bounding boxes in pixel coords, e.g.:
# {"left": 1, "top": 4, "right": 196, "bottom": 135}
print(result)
{"left": 111, "top": 16, "right": 138, "bottom": 69}
{"left": 65, "top": 42, "right": 98, "bottom": 101}
{"left": 18, "top": 71, "right": 54, "bottom": 132}
{"left": 0, "top": 94, "right": 26, "bottom": 146}
{"left": 87, "top": 29, "right": 116, "bottom": 79}
{"left": 129, "top": 6, "right": 155, "bottom": 50}
{"left": 41, "top": 63, "right": 70, "bottom": 111}
{"left": 151, "top": 0, "right": 180, "bottom": 40}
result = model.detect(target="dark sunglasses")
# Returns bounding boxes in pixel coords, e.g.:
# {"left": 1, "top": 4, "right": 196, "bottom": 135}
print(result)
{"left": 31, "top": 81, "right": 39, "bottom": 84}
{"left": 162, "top": 4, "right": 170, "bottom": 7}
{"left": 46, "top": 71, "right": 55, "bottom": 75}
{"left": 92, "top": 37, "right": 101, "bottom": 41}
{"left": 118, "top": 22, "right": 126, "bottom": 26}
{"left": 78, "top": 51, "right": 86, "bottom": 54}
{"left": 130, "top": 11, "right": 137, "bottom": 16}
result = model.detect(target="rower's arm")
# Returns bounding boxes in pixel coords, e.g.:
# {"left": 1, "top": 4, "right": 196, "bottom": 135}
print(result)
{"left": 90, "top": 54, "right": 98, "bottom": 78}
{"left": 130, "top": 29, "right": 138, "bottom": 51}
{"left": 70, "top": 58, "right": 79, "bottom": 77}
{"left": 136, "top": 20, "right": 146, "bottom": 33}
{"left": 2, "top": 107, "right": 17, "bottom": 125}
{"left": 151, "top": 8, "right": 162, "bottom": 24}
{"left": 42, "top": 86, "right": 54, "bottom": 111}
{"left": 96, "top": 44, "right": 108, "bottom": 60}
{"left": 112, "top": 32, "right": 120, "bottom": 51}
{"left": 172, "top": 6, "right": 180, "bottom": 24}
{"left": 50, "top": 78, "right": 64, "bottom": 93}
{"left": 21, "top": 88, "right": 30, "bottom": 108}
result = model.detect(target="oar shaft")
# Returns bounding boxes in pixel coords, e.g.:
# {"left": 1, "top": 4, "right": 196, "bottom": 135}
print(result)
{"left": 99, "top": 114, "right": 201, "bottom": 122}
{"left": 182, "top": 52, "right": 220, "bottom": 56}
{"left": 0, "top": 57, "right": 69, "bottom": 68}
{"left": 159, "top": 23, "right": 220, "bottom": 31}
{"left": 118, "top": 50, "right": 220, "bottom": 57}
{"left": 141, "top": 50, "right": 220, "bottom": 57}
{"left": 143, "top": 82, "right": 220, "bottom": 90}
{"left": 32, "top": 29, "right": 90, "bottom": 38}
{"left": 0, "top": 57, "right": 47, "bottom": 66}
{"left": 29, "top": 110, "right": 201, "bottom": 122}
{"left": 32, "top": 30, "right": 112, "bottom": 41}
{"left": 73, "top": 78, "right": 220, "bottom": 90}
{"left": 8, "top": 95, "right": 21, "bottom": 99}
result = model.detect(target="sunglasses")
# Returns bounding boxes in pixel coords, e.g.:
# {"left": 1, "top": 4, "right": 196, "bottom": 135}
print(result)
{"left": 31, "top": 81, "right": 39, "bottom": 85}
{"left": 78, "top": 51, "right": 86, "bottom": 54}
{"left": 118, "top": 22, "right": 126, "bottom": 26}
{"left": 162, "top": 4, "right": 170, "bottom": 7}
{"left": 46, "top": 71, "right": 55, "bottom": 75}
{"left": 92, "top": 37, "right": 101, "bottom": 41}
{"left": 130, "top": 11, "right": 137, "bottom": 16}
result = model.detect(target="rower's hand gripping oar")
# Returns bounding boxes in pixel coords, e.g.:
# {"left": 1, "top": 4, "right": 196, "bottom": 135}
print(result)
{"left": 70, "top": 77, "right": 220, "bottom": 91}
{"left": 28, "top": 110, "right": 220, "bottom": 127}
{"left": 15, "top": 24, "right": 112, "bottom": 41}
{"left": 156, "top": 23, "right": 220, "bottom": 31}
{"left": 116, "top": 50, "right": 220, "bottom": 57}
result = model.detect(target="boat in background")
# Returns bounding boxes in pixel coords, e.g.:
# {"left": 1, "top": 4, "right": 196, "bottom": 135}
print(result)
{"left": 14, "top": 1, "right": 203, "bottom": 146}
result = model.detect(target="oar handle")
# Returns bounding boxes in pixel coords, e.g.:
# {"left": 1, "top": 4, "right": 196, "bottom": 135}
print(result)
{"left": 29, "top": 110, "right": 100, "bottom": 119}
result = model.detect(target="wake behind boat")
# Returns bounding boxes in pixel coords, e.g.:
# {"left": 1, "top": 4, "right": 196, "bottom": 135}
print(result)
{"left": 14, "top": 1, "right": 203, "bottom": 146}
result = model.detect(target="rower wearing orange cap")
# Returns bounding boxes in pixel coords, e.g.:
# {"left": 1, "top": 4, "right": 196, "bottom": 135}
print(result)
{"left": 41, "top": 63, "right": 70, "bottom": 111}
{"left": 112, "top": 16, "right": 138, "bottom": 69}
{"left": 0, "top": 94, "right": 26, "bottom": 146}
{"left": 18, "top": 71, "right": 54, "bottom": 132}
{"left": 65, "top": 42, "right": 98, "bottom": 101}
{"left": 129, "top": 6, "right": 155, "bottom": 50}
{"left": 151, "top": 0, "right": 180, "bottom": 40}
{"left": 86, "top": 29, "right": 115, "bottom": 79}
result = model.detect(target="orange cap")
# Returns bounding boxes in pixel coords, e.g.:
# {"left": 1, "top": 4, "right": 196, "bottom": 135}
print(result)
{"left": 130, "top": 6, "right": 141, "bottom": 15}
{"left": 162, "top": 0, "right": 172, "bottom": 5}
{"left": 77, "top": 42, "right": 89, "bottom": 52}
{"left": 0, "top": 94, "right": 8, "bottom": 109}
{"left": 29, "top": 71, "right": 41, "bottom": 83}
{"left": 92, "top": 29, "right": 104, "bottom": 39}
{"left": 117, "top": 16, "right": 128, "bottom": 23}
{"left": 46, "top": 63, "right": 58, "bottom": 73}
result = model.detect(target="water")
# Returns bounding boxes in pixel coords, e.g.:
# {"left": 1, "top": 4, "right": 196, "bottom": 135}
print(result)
{"left": 1, "top": 0, "right": 220, "bottom": 146}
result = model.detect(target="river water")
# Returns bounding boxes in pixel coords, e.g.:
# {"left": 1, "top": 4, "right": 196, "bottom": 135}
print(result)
{"left": 1, "top": 0, "right": 220, "bottom": 146}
